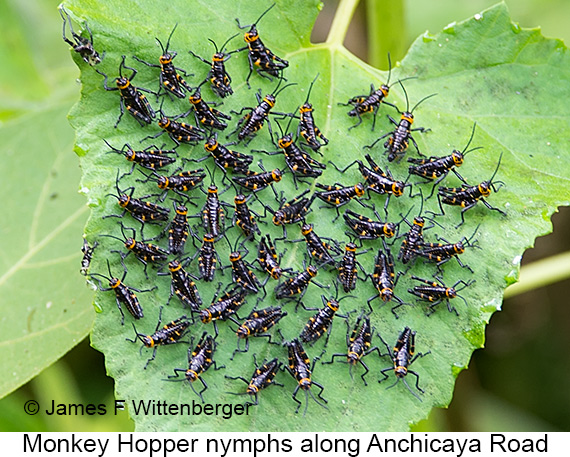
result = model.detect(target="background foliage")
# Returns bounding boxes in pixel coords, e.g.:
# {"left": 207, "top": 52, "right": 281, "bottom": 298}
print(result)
{"left": 0, "top": 0, "right": 564, "bottom": 432}
{"left": 0, "top": 1, "right": 93, "bottom": 398}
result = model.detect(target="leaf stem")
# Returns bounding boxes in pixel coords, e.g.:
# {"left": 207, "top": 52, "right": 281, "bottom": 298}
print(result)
{"left": 504, "top": 251, "right": 570, "bottom": 298}
{"left": 365, "top": 0, "right": 406, "bottom": 68}
{"left": 326, "top": 0, "right": 361, "bottom": 47}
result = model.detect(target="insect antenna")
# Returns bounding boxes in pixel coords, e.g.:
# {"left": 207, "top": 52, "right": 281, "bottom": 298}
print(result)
{"left": 396, "top": 203, "right": 415, "bottom": 226}
{"left": 221, "top": 33, "right": 240, "bottom": 51}
{"left": 189, "top": 381, "right": 203, "bottom": 401}
{"left": 156, "top": 36, "right": 166, "bottom": 55}
{"left": 225, "top": 389, "right": 257, "bottom": 402}
{"left": 137, "top": 168, "right": 160, "bottom": 184}
{"left": 115, "top": 252, "right": 130, "bottom": 281}
{"left": 205, "top": 162, "right": 218, "bottom": 186}
{"left": 236, "top": 3, "right": 276, "bottom": 29}
{"left": 387, "top": 377, "right": 423, "bottom": 402}
{"left": 105, "top": 170, "right": 124, "bottom": 200}
{"left": 385, "top": 52, "right": 392, "bottom": 86}
{"left": 348, "top": 361, "right": 356, "bottom": 381}
{"left": 383, "top": 54, "right": 418, "bottom": 89}
{"left": 276, "top": 113, "right": 295, "bottom": 140}
{"left": 161, "top": 23, "right": 178, "bottom": 54}
{"left": 155, "top": 33, "right": 167, "bottom": 55}
{"left": 390, "top": 76, "right": 418, "bottom": 89}
{"left": 461, "top": 122, "right": 481, "bottom": 156}
{"left": 212, "top": 33, "right": 240, "bottom": 55}
{"left": 410, "top": 92, "right": 437, "bottom": 114}
{"left": 397, "top": 81, "right": 437, "bottom": 114}
{"left": 275, "top": 118, "right": 285, "bottom": 139}
{"left": 463, "top": 146, "right": 483, "bottom": 157}
{"left": 100, "top": 233, "right": 125, "bottom": 245}
{"left": 455, "top": 283, "right": 472, "bottom": 306}
{"left": 118, "top": 55, "right": 127, "bottom": 78}
{"left": 88, "top": 258, "right": 115, "bottom": 286}
{"left": 304, "top": 73, "right": 320, "bottom": 104}
{"left": 125, "top": 322, "right": 148, "bottom": 351}
{"left": 113, "top": 221, "right": 137, "bottom": 244}
{"left": 488, "top": 152, "right": 505, "bottom": 189}
{"left": 103, "top": 139, "right": 122, "bottom": 155}
{"left": 274, "top": 82, "right": 297, "bottom": 97}
{"left": 452, "top": 277, "right": 475, "bottom": 307}
{"left": 455, "top": 292, "right": 469, "bottom": 308}
{"left": 208, "top": 38, "right": 220, "bottom": 55}
{"left": 105, "top": 258, "right": 115, "bottom": 279}
{"left": 399, "top": 80, "right": 411, "bottom": 112}
{"left": 270, "top": 70, "right": 298, "bottom": 97}
{"left": 120, "top": 220, "right": 135, "bottom": 238}
{"left": 233, "top": 231, "right": 249, "bottom": 255}
{"left": 306, "top": 387, "right": 327, "bottom": 414}
{"left": 413, "top": 187, "right": 425, "bottom": 217}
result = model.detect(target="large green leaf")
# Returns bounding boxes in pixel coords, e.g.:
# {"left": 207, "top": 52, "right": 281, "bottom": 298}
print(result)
{"left": 0, "top": 102, "right": 93, "bottom": 398}
{"left": 0, "top": 0, "right": 95, "bottom": 399}
{"left": 67, "top": 0, "right": 570, "bottom": 431}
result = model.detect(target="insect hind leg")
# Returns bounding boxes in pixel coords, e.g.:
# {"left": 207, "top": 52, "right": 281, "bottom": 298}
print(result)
{"left": 347, "top": 112, "right": 364, "bottom": 131}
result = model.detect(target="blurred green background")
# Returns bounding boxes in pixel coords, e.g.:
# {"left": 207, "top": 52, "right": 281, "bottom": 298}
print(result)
{"left": 0, "top": 0, "right": 568, "bottom": 431}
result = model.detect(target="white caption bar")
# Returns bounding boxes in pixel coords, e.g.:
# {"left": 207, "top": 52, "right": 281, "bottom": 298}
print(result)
{"left": 1, "top": 432, "right": 565, "bottom": 457}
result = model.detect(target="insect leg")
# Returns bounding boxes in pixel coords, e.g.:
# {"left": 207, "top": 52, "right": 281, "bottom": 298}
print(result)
{"left": 190, "top": 377, "right": 208, "bottom": 403}
{"left": 378, "top": 366, "right": 394, "bottom": 384}
{"left": 453, "top": 256, "right": 474, "bottom": 274}
{"left": 363, "top": 132, "right": 391, "bottom": 150}
{"left": 407, "top": 369, "right": 426, "bottom": 394}
{"left": 390, "top": 295, "right": 411, "bottom": 319}
{"left": 408, "top": 135, "right": 425, "bottom": 157}
{"left": 167, "top": 368, "right": 187, "bottom": 380}
{"left": 291, "top": 384, "right": 303, "bottom": 414}
{"left": 480, "top": 198, "right": 507, "bottom": 216}
{"left": 244, "top": 53, "right": 255, "bottom": 89}
{"left": 143, "top": 346, "right": 159, "bottom": 370}
{"left": 348, "top": 113, "right": 364, "bottom": 131}
{"left": 359, "top": 359, "right": 371, "bottom": 386}
{"left": 132, "top": 55, "right": 160, "bottom": 68}
{"left": 114, "top": 97, "right": 126, "bottom": 128}
{"left": 230, "top": 338, "right": 249, "bottom": 361}
{"left": 322, "top": 353, "right": 348, "bottom": 365}
{"left": 311, "top": 380, "right": 328, "bottom": 406}
{"left": 456, "top": 201, "right": 478, "bottom": 228}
